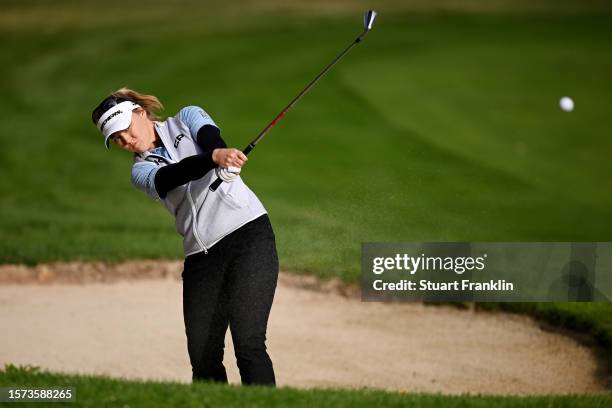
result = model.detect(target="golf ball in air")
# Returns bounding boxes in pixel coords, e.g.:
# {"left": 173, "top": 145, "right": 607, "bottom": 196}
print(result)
{"left": 560, "top": 96, "right": 574, "bottom": 112}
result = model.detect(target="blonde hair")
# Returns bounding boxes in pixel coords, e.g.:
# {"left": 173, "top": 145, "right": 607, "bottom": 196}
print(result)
{"left": 111, "top": 87, "right": 164, "bottom": 121}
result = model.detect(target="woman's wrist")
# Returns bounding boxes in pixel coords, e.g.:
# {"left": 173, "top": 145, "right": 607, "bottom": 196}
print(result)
{"left": 212, "top": 148, "right": 221, "bottom": 165}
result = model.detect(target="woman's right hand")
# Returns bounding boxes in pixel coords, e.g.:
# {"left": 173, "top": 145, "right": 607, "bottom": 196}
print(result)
{"left": 212, "top": 148, "right": 248, "bottom": 168}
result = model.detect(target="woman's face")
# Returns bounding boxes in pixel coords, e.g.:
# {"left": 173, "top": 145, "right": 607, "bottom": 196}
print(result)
{"left": 109, "top": 109, "right": 157, "bottom": 153}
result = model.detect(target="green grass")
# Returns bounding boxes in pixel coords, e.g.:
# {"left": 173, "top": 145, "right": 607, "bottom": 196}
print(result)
{"left": 0, "top": 364, "right": 610, "bottom": 408}
{"left": 1, "top": 1, "right": 612, "bottom": 403}
{"left": 1, "top": 7, "right": 611, "bottom": 274}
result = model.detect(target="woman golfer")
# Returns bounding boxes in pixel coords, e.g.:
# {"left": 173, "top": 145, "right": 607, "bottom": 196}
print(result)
{"left": 91, "top": 88, "right": 278, "bottom": 386}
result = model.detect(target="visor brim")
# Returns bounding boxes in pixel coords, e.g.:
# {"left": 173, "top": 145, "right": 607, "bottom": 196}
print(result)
{"left": 103, "top": 113, "right": 133, "bottom": 148}
{"left": 96, "top": 101, "right": 141, "bottom": 149}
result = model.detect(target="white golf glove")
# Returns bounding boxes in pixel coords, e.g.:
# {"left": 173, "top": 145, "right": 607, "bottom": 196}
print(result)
{"left": 215, "top": 166, "right": 241, "bottom": 182}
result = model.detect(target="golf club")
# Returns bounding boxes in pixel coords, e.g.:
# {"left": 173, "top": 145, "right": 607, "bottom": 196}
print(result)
{"left": 209, "top": 9, "right": 378, "bottom": 192}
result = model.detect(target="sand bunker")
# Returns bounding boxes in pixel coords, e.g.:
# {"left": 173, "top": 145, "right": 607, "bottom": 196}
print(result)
{"left": 0, "top": 260, "right": 608, "bottom": 395}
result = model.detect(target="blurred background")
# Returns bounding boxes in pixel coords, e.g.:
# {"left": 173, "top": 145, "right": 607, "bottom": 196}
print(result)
{"left": 1, "top": 0, "right": 611, "bottom": 282}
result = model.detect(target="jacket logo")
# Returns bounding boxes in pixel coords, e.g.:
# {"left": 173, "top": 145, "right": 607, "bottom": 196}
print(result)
{"left": 174, "top": 134, "right": 185, "bottom": 148}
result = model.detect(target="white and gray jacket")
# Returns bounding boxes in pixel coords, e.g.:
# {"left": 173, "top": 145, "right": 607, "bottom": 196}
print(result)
{"left": 131, "top": 108, "right": 267, "bottom": 256}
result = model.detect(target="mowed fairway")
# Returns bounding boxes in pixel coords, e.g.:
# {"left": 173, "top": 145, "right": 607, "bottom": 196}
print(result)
{"left": 1, "top": 5, "right": 611, "bottom": 280}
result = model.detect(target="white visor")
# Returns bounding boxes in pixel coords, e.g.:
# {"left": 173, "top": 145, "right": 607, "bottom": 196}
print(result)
{"left": 96, "top": 101, "right": 141, "bottom": 148}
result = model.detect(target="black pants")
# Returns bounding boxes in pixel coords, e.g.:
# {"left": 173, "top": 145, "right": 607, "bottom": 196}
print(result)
{"left": 181, "top": 214, "right": 278, "bottom": 386}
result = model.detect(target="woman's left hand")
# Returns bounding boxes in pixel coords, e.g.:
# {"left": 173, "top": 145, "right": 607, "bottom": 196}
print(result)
{"left": 212, "top": 148, "right": 248, "bottom": 168}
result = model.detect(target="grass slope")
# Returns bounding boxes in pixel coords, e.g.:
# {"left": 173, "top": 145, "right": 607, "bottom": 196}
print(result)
{"left": 1, "top": 10, "right": 611, "bottom": 274}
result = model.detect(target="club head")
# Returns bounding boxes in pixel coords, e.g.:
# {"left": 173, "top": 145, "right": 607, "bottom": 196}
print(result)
{"left": 363, "top": 10, "right": 377, "bottom": 31}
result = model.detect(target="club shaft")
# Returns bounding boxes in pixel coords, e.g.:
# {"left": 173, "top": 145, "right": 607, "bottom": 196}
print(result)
{"left": 210, "top": 27, "right": 371, "bottom": 192}
{"left": 251, "top": 33, "right": 365, "bottom": 147}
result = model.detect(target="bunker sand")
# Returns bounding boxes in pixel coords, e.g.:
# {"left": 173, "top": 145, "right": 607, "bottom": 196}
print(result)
{"left": 0, "top": 260, "right": 608, "bottom": 395}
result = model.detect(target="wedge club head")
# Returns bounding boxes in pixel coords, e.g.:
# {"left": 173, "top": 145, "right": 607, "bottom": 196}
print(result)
{"left": 364, "top": 10, "right": 377, "bottom": 31}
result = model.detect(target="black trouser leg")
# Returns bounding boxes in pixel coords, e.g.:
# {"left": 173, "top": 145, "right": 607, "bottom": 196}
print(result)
{"left": 182, "top": 214, "right": 278, "bottom": 386}
{"left": 182, "top": 251, "right": 230, "bottom": 383}
{"left": 226, "top": 217, "right": 279, "bottom": 385}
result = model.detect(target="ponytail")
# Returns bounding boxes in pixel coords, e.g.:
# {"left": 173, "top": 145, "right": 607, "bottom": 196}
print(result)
{"left": 111, "top": 87, "right": 164, "bottom": 121}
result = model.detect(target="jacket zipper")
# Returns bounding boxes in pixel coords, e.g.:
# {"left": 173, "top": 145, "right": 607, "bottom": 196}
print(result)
{"left": 152, "top": 122, "right": 208, "bottom": 255}
{"left": 186, "top": 182, "right": 208, "bottom": 254}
